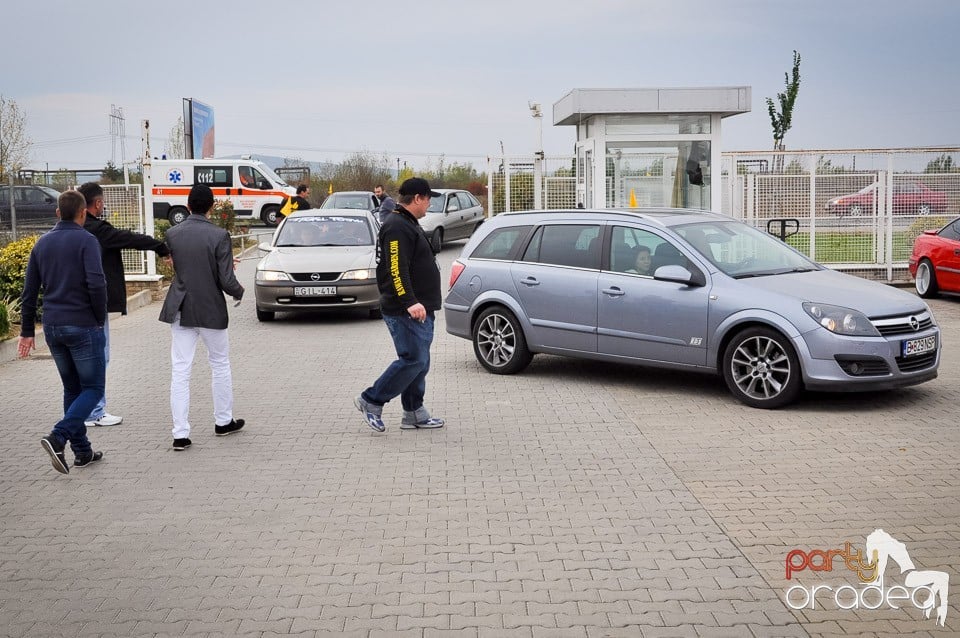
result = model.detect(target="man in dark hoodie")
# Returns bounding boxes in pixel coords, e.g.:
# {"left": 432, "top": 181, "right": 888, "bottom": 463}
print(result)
{"left": 19, "top": 190, "right": 107, "bottom": 475}
{"left": 354, "top": 177, "right": 445, "bottom": 433}
{"left": 78, "top": 182, "right": 170, "bottom": 427}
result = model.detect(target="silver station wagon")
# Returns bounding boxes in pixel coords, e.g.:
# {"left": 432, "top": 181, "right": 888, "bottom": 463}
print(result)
{"left": 443, "top": 208, "right": 941, "bottom": 408}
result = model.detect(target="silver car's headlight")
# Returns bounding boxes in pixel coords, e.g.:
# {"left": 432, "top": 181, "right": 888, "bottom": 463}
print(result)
{"left": 803, "top": 302, "right": 880, "bottom": 337}
{"left": 256, "top": 270, "right": 291, "bottom": 281}
{"left": 341, "top": 269, "right": 373, "bottom": 280}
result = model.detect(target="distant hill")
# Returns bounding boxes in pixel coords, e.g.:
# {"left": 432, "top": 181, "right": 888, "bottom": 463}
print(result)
{"left": 220, "top": 154, "right": 336, "bottom": 175}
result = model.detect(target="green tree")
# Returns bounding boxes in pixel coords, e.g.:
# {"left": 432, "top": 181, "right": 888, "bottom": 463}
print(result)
{"left": 164, "top": 116, "right": 185, "bottom": 159}
{"left": 100, "top": 161, "right": 124, "bottom": 184}
{"left": 766, "top": 50, "right": 801, "bottom": 171}
{"left": 924, "top": 154, "right": 955, "bottom": 173}
{"left": 0, "top": 95, "right": 31, "bottom": 182}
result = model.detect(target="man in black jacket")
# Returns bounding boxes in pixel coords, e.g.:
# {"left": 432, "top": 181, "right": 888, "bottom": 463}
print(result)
{"left": 78, "top": 182, "right": 170, "bottom": 427}
{"left": 355, "top": 177, "right": 445, "bottom": 433}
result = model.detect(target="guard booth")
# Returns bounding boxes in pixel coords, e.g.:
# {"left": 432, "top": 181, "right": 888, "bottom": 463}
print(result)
{"left": 553, "top": 87, "right": 750, "bottom": 212}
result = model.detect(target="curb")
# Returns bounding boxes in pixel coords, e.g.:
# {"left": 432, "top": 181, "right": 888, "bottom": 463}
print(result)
{"left": 1, "top": 289, "right": 158, "bottom": 364}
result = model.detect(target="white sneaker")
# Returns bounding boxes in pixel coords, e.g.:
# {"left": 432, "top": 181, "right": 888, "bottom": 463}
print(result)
{"left": 85, "top": 413, "right": 123, "bottom": 427}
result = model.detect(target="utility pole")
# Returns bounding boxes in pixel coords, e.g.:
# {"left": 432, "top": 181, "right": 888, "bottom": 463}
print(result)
{"left": 109, "top": 105, "right": 126, "bottom": 166}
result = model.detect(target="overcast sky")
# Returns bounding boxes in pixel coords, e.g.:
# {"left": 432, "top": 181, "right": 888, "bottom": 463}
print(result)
{"left": 3, "top": 0, "right": 958, "bottom": 172}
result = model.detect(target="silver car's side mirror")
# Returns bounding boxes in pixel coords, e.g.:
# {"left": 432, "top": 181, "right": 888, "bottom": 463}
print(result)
{"left": 654, "top": 265, "right": 705, "bottom": 287}
{"left": 258, "top": 241, "right": 273, "bottom": 252}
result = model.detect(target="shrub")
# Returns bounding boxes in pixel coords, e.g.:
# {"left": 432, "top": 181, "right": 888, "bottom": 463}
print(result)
{"left": 154, "top": 220, "right": 174, "bottom": 280}
{"left": 0, "top": 301, "right": 9, "bottom": 339}
{"left": 907, "top": 216, "right": 948, "bottom": 238}
{"left": 212, "top": 199, "right": 236, "bottom": 235}
{"left": 0, "top": 234, "right": 40, "bottom": 303}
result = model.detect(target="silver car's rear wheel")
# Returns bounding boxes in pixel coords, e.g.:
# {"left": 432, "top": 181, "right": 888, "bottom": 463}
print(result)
{"left": 915, "top": 259, "right": 939, "bottom": 298}
{"left": 722, "top": 327, "right": 802, "bottom": 409}
{"left": 473, "top": 306, "right": 532, "bottom": 374}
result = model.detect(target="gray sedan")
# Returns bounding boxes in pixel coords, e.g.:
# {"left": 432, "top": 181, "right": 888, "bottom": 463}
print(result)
{"left": 254, "top": 210, "right": 381, "bottom": 321}
{"left": 443, "top": 208, "right": 940, "bottom": 408}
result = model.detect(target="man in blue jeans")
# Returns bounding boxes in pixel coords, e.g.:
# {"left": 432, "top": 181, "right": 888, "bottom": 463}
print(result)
{"left": 355, "top": 177, "right": 445, "bottom": 432}
{"left": 19, "top": 190, "right": 107, "bottom": 474}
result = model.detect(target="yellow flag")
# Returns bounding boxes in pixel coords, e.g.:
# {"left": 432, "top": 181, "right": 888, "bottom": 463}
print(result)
{"left": 629, "top": 188, "right": 637, "bottom": 207}
{"left": 328, "top": 183, "right": 333, "bottom": 195}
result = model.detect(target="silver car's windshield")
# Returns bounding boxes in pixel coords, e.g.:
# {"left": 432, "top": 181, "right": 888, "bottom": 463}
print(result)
{"left": 275, "top": 216, "right": 373, "bottom": 247}
{"left": 672, "top": 221, "right": 819, "bottom": 279}
{"left": 426, "top": 194, "right": 446, "bottom": 213}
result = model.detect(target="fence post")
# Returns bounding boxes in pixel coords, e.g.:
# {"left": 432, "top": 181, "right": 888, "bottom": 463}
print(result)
{"left": 486, "top": 157, "right": 493, "bottom": 218}
{"left": 808, "top": 157, "right": 817, "bottom": 261}
{"left": 504, "top": 159, "right": 512, "bottom": 214}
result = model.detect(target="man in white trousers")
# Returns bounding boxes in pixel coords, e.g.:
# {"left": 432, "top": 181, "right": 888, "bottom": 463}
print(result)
{"left": 158, "top": 184, "right": 246, "bottom": 450}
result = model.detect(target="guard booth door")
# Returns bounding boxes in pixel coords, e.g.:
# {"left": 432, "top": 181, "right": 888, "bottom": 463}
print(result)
{"left": 575, "top": 140, "right": 595, "bottom": 209}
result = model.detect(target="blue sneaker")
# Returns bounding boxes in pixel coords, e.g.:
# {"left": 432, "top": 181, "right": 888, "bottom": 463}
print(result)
{"left": 354, "top": 396, "right": 385, "bottom": 432}
{"left": 401, "top": 408, "right": 445, "bottom": 430}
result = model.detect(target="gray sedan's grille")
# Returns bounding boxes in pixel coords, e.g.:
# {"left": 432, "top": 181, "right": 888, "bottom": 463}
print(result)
{"left": 291, "top": 272, "right": 341, "bottom": 282}
{"left": 871, "top": 312, "right": 933, "bottom": 336}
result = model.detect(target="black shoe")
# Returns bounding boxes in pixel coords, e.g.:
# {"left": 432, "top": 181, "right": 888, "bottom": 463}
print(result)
{"left": 215, "top": 419, "right": 245, "bottom": 437}
{"left": 74, "top": 451, "right": 103, "bottom": 467}
{"left": 41, "top": 435, "right": 69, "bottom": 474}
{"left": 172, "top": 438, "right": 192, "bottom": 451}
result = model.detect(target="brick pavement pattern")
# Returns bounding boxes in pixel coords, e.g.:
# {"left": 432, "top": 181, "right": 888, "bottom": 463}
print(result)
{"left": 1, "top": 241, "right": 957, "bottom": 637}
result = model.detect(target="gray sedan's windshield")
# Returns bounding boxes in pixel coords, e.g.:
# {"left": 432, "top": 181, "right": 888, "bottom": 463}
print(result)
{"left": 672, "top": 221, "right": 819, "bottom": 278}
{"left": 276, "top": 216, "right": 372, "bottom": 247}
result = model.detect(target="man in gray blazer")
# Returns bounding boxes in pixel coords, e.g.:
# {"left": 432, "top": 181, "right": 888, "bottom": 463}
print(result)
{"left": 159, "top": 184, "right": 246, "bottom": 451}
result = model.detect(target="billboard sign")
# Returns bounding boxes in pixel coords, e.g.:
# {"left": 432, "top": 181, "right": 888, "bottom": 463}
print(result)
{"left": 182, "top": 98, "right": 215, "bottom": 159}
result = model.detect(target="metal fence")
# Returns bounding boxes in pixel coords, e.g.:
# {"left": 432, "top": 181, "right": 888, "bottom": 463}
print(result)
{"left": 487, "top": 148, "right": 960, "bottom": 282}
{"left": 0, "top": 183, "right": 154, "bottom": 276}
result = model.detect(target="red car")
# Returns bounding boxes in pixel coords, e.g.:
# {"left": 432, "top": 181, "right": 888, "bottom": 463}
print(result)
{"left": 909, "top": 216, "right": 960, "bottom": 297}
{"left": 825, "top": 180, "right": 948, "bottom": 217}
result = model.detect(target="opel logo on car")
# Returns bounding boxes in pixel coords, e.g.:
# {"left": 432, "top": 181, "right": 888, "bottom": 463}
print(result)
{"left": 910, "top": 316, "right": 920, "bottom": 331}
{"left": 311, "top": 273, "right": 321, "bottom": 281}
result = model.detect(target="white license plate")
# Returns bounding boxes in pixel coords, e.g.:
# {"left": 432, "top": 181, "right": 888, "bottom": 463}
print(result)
{"left": 294, "top": 286, "right": 336, "bottom": 296}
{"left": 902, "top": 335, "right": 936, "bottom": 357}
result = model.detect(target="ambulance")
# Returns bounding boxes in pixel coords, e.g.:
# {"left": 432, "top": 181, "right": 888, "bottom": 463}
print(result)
{"left": 150, "top": 158, "right": 296, "bottom": 226}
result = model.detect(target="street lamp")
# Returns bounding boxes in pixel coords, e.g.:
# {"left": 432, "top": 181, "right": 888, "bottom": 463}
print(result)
{"left": 528, "top": 101, "right": 543, "bottom": 159}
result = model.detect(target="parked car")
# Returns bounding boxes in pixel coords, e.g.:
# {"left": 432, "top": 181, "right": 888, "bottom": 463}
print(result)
{"left": 320, "top": 191, "right": 378, "bottom": 211}
{"left": 254, "top": 209, "right": 381, "bottom": 321}
{"left": 909, "top": 216, "right": 960, "bottom": 298}
{"left": 420, "top": 189, "right": 485, "bottom": 252}
{"left": 443, "top": 208, "right": 940, "bottom": 409}
{"left": 0, "top": 185, "right": 60, "bottom": 229}
{"left": 824, "top": 181, "right": 948, "bottom": 217}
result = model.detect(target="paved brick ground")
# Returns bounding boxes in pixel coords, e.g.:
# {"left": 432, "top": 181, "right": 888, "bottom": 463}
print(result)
{"left": 1, "top": 240, "right": 957, "bottom": 637}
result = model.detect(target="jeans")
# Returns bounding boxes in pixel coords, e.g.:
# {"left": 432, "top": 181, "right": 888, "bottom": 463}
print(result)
{"left": 362, "top": 313, "right": 434, "bottom": 411}
{"left": 87, "top": 314, "right": 109, "bottom": 420}
{"left": 44, "top": 324, "right": 106, "bottom": 459}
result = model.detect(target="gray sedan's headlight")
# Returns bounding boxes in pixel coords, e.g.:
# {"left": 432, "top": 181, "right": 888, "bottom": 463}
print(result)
{"left": 803, "top": 302, "right": 880, "bottom": 336}
{"left": 341, "top": 269, "right": 373, "bottom": 280}
{"left": 256, "top": 270, "right": 291, "bottom": 281}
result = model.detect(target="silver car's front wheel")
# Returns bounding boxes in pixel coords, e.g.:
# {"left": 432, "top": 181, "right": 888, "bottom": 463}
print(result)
{"left": 472, "top": 306, "right": 532, "bottom": 375}
{"left": 722, "top": 327, "right": 802, "bottom": 409}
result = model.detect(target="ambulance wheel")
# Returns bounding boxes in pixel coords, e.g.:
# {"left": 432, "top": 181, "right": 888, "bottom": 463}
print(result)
{"left": 168, "top": 207, "right": 188, "bottom": 225}
{"left": 262, "top": 205, "right": 280, "bottom": 227}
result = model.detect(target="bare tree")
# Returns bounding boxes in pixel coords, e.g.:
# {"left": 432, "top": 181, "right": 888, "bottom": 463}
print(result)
{"left": 164, "top": 116, "right": 186, "bottom": 159}
{"left": 766, "top": 50, "right": 801, "bottom": 172}
{"left": 0, "top": 95, "right": 31, "bottom": 182}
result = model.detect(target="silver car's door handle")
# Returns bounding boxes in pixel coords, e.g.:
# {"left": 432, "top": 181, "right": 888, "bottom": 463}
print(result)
{"left": 519, "top": 277, "right": 540, "bottom": 286}
{"left": 602, "top": 287, "right": 625, "bottom": 297}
